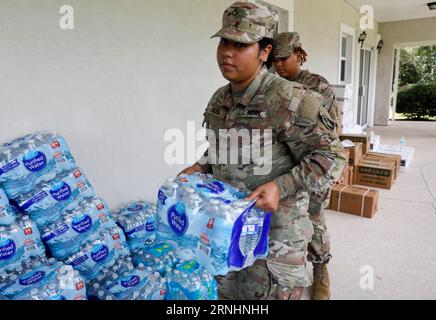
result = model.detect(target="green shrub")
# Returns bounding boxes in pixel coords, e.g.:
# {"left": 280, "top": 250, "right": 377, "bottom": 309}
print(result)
{"left": 396, "top": 83, "right": 436, "bottom": 119}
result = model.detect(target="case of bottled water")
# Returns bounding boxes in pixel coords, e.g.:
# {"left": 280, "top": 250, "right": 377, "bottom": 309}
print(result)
{"left": 132, "top": 241, "right": 179, "bottom": 276}
{"left": 156, "top": 174, "right": 271, "bottom": 276}
{"left": 0, "top": 188, "right": 16, "bottom": 226}
{"left": 87, "top": 259, "right": 167, "bottom": 300}
{"left": 0, "top": 132, "right": 76, "bottom": 199}
{"left": 113, "top": 201, "right": 157, "bottom": 251}
{"left": 41, "top": 197, "right": 118, "bottom": 260}
{"left": 165, "top": 260, "right": 217, "bottom": 300}
{"left": 14, "top": 167, "right": 95, "bottom": 228}
{"left": 0, "top": 256, "right": 86, "bottom": 300}
{"left": 64, "top": 226, "right": 130, "bottom": 281}
{"left": 0, "top": 215, "right": 45, "bottom": 273}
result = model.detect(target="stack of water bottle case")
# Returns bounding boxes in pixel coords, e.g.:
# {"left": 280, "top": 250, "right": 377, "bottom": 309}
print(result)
{"left": 0, "top": 132, "right": 272, "bottom": 300}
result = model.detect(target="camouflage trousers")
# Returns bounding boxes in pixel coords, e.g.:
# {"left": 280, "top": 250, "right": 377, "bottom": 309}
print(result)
{"left": 307, "top": 208, "right": 332, "bottom": 264}
{"left": 306, "top": 187, "right": 333, "bottom": 264}
{"left": 217, "top": 193, "right": 314, "bottom": 300}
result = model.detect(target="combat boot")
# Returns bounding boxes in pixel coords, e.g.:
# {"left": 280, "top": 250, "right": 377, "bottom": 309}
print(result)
{"left": 312, "top": 263, "right": 330, "bottom": 300}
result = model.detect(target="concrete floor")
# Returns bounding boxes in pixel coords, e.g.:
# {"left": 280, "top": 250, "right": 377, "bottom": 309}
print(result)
{"left": 304, "top": 121, "right": 436, "bottom": 300}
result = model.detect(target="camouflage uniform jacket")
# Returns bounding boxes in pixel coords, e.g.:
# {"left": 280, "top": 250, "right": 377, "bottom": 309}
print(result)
{"left": 290, "top": 70, "right": 339, "bottom": 127}
{"left": 199, "top": 66, "right": 347, "bottom": 214}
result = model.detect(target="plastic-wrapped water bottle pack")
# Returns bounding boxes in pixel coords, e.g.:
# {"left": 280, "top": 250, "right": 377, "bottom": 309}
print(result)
{"left": 41, "top": 197, "right": 117, "bottom": 260}
{"left": 0, "top": 215, "right": 45, "bottom": 273}
{"left": 132, "top": 241, "right": 179, "bottom": 276}
{"left": 14, "top": 167, "right": 95, "bottom": 228}
{"left": 113, "top": 201, "right": 157, "bottom": 251}
{"left": 87, "top": 256, "right": 167, "bottom": 300}
{"left": 0, "top": 255, "right": 86, "bottom": 300}
{"left": 156, "top": 173, "right": 272, "bottom": 276}
{"left": 0, "top": 188, "right": 16, "bottom": 226}
{"left": 165, "top": 259, "right": 218, "bottom": 300}
{"left": 63, "top": 225, "right": 130, "bottom": 282}
{"left": 0, "top": 132, "right": 76, "bottom": 199}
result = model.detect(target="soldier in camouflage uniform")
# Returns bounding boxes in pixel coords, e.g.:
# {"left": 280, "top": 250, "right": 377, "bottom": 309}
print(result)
{"left": 273, "top": 32, "right": 341, "bottom": 300}
{"left": 180, "top": 2, "right": 347, "bottom": 300}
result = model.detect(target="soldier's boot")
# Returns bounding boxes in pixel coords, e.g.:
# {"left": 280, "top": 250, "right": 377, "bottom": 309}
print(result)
{"left": 311, "top": 263, "right": 330, "bottom": 300}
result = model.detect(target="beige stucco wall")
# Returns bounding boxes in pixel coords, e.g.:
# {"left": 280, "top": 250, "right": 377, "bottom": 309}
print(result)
{"left": 0, "top": 0, "right": 235, "bottom": 207}
{"left": 294, "top": 0, "right": 378, "bottom": 82}
{"left": 293, "top": 0, "right": 379, "bottom": 127}
{"left": 375, "top": 17, "right": 436, "bottom": 125}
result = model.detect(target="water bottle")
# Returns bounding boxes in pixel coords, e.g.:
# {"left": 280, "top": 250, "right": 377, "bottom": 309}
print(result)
{"left": 0, "top": 225, "right": 24, "bottom": 272}
{"left": 400, "top": 137, "right": 406, "bottom": 151}
{"left": 20, "top": 215, "right": 45, "bottom": 258}
{"left": 0, "top": 188, "right": 16, "bottom": 226}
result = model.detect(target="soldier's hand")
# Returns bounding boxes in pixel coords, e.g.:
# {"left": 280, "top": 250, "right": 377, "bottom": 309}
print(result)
{"left": 246, "top": 181, "right": 280, "bottom": 213}
{"left": 177, "top": 163, "right": 206, "bottom": 177}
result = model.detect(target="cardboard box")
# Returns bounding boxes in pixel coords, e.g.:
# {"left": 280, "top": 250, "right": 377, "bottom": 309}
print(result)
{"left": 343, "top": 166, "right": 354, "bottom": 186}
{"left": 336, "top": 162, "right": 349, "bottom": 185}
{"left": 345, "top": 142, "right": 363, "bottom": 166}
{"left": 340, "top": 134, "right": 370, "bottom": 155}
{"left": 332, "top": 84, "right": 353, "bottom": 99}
{"left": 361, "top": 158, "right": 398, "bottom": 180}
{"left": 330, "top": 185, "right": 379, "bottom": 219}
{"left": 369, "top": 134, "right": 380, "bottom": 152}
{"left": 378, "top": 145, "right": 415, "bottom": 173}
{"left": 348, "top": 166, "right": 354, "bottom": 185}
{"left": 354, "top": 161, "right": 395, "bottom": 190}
{"left": 365, "top": 153, "right": 401, "bottom": 180}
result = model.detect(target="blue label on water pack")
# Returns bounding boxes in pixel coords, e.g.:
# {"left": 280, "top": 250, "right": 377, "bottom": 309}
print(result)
{"left": 146, "top": 221, "right": 155, "bottom": 232}
{"left": 70, "top": 254, "right": 89, "bottom": 267}
{"left": 55, "top": 223, "right": 70, "bottom": 236}
{"left": 0, "top": 238, "right": 16, "bottom": 260}
{"left": 72, "top": 214, "right": 93, "bottom": 234}
{"left": 42, "top": 223, "right": 69, "bottom": 242}
{"left": 23, "top": 151, "right": 47, "bottom": 172}
{"left": 42, "top": 232, "right": 56, "bottom": 242}
{"left": 18, "top": 271, "right": 46, "bottom": 286}
{"left": 0, "top": 159, "right": 20, "bottom": 175}
{"left": 91, "top": 245, "right": 109, "bottom": 263}
{"left": 0, "top": 238, "right": 17, "bottom": 260}
{"left": 125, "top": 225, "right": 145, "bottom": 236}
{"left": 196, "top": 181, "right": 225, "bottom": 194}
{"left": 212, "top": 197, "right": 232, "bottom": 204}
{"left": 49, "top": 182, "right": 71, "bottom": 202}
{"left": 21, "top": 191, "right": 49, "bottom": 210}
{"left": 168, "top": 203, "right": 188, "bottom": 236}
{"left": 121, "top": 276, "right": 140, "bottom": 288}
{"left": 127, "top": 204, "right": 144, "bottom": 212}
{"left": 158, "top": 190, "right": 167, "bottom": 206}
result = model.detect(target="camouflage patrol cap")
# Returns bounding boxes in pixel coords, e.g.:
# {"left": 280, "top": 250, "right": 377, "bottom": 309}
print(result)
{"left": 212, "top": 1, "right": 279, "bottom": 44}
{"left": 274, "top": 32, "right": 305, "bottom": 58}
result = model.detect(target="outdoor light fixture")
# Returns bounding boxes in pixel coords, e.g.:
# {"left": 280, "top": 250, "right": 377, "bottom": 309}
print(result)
{"left": 377, "top": 39, "right": 384, "bottom": 54}
{"left": 428, "top": 2, "right": 436, "bottom": 10}
{"left": 358, "top": 31, "right": 367, "bottom": 48}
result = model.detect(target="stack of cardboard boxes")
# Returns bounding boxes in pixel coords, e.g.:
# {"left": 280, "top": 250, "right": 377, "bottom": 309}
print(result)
{"left": 332, "top": 84, "right": 353, "bottom": 134}
{"left": 329, "top": 134, "right": 402, "bottom": 219}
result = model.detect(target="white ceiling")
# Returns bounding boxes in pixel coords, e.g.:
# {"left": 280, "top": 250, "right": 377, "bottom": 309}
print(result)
{"left": 346, "top": 0, "right": 436, "bottom": 23}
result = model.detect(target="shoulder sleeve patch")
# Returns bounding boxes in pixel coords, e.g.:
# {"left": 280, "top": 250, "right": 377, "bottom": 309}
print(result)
{"left": 292, "top": 91, "right": 322, "bottom": 125}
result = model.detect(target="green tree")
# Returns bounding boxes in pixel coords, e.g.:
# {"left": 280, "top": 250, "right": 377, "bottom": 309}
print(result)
{"left": 416, "top": 45, "right": 436, "bottom": 84}
{"left": 399, "top": 48, "right": 421, "bottom": 87}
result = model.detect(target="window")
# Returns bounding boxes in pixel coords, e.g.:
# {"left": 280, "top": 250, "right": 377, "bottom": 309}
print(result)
{"left": 339, "top": 24, "right": 355, "bottom": 84}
